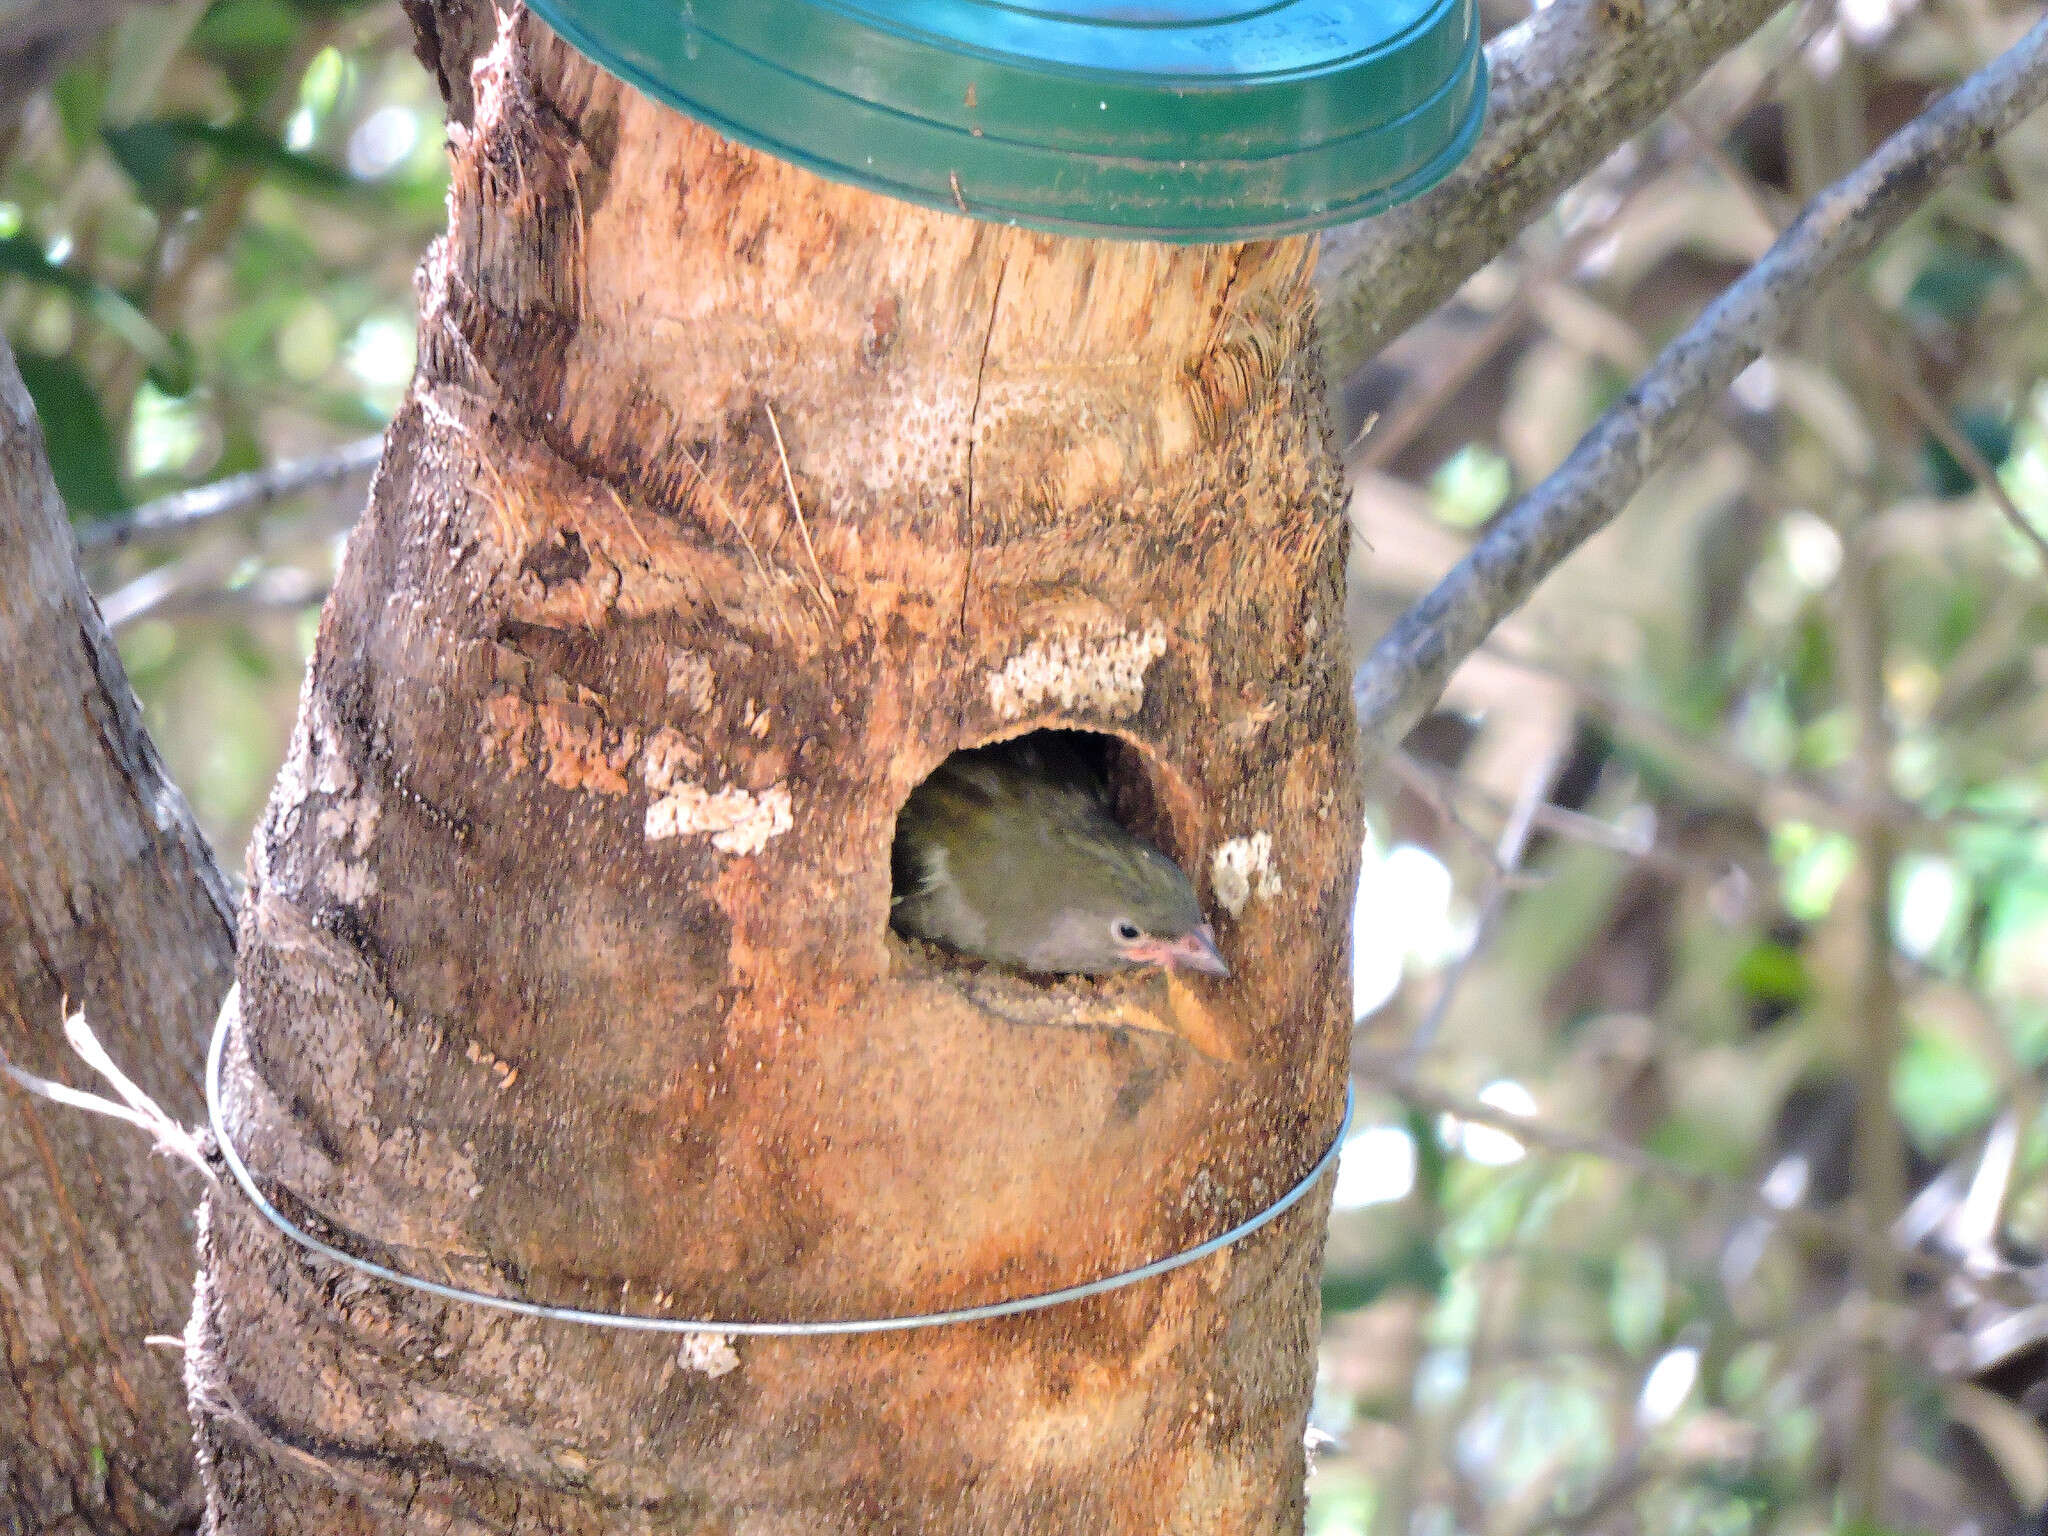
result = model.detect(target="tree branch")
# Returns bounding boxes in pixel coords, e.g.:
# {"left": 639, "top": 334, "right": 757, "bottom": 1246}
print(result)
{"left": 1351, "top": 18, "right": 2048, "bottom": 752}
{"left": 1314, "top": 0, "right": 1795, "bottom": 381}
{"left": 0, "top": 328, "right": 235, "bottom": 1522}
{"left": 80, "top": 433, "right": 383, "bottom": 553}
{"left": 1676, "top": 102, "right": 2048, "bottom": 573}
{"left": 1842, "top": 518, "right": 1908, "bottom": 1523}
{"left": 0, "top": 0, "right": 162, "bottom": 127}
{"left": 1851, "top": 318, "right": 2048, "bottom": 572}
{"left": 1353, "top": 1055, "right": 2022, "bottom": 1302}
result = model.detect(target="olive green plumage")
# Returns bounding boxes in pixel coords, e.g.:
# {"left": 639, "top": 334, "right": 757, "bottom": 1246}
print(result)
{"left": 890, "top": 735, "right": 1228, "bottom": 977}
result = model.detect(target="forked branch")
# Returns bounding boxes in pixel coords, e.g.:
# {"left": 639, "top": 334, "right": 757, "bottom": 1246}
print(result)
{"left": 1351, "top": 18, "right": 2048, "bottom": 752}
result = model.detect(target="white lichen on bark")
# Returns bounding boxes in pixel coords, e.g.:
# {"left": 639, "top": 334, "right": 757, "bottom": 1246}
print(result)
{"left": 641, "top": 727, "right": 792, "bottom": 853}
{"left": 644, "top": 784, "right": 793, "bottom": 853}
{"left": 1211, "top": 833, "right": 1282, "bottom": 919}
{"left": 318, "top": 861, "right": 379, "bottom": 904}
{"left": 986, "top": 623, "right": 1167, "bottom": 720}
{"left": 315, "top": 793, "right": 380, "bottom": 855}
{"left": 677, "top": 1333, "right": 740, "bottom": 1378}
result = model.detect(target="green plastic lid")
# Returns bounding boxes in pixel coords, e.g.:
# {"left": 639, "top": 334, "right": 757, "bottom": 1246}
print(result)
{"left": 525, "top": 1, "right": 1488, "bottom": 242}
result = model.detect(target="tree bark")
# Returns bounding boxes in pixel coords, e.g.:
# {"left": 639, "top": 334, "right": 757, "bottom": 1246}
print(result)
{"left": 0, "top": 336, "right": 235, "bottom": 1531}
{"left": 190, "top": 11, "right": 1360, "bottom": 1533}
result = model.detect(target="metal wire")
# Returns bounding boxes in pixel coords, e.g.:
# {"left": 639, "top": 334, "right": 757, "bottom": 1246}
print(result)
{"left": 207, "top": 995, "right": 1354, "bottom": 1335}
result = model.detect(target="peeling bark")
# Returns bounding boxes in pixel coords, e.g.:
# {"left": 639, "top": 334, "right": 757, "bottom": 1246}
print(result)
{"left": 0, "top": 337, "right": 233, "bottom": 1532}
{"left": 192, "top": 13, "right": 1359, "bottom": 1532}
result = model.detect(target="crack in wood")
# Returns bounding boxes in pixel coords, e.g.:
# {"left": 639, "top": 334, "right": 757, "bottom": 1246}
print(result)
{"left": 956, "top": 253, "right": 1010, "bottom": 647}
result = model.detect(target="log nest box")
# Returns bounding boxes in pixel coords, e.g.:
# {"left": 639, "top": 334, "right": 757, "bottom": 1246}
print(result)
{"left": 200, "top": 3, "right": 1486, "bottom": 1530}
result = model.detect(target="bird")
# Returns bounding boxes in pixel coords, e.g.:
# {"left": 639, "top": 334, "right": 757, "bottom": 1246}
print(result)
{"left": 890, "top": 734, "right": 1229, "bottom": 978}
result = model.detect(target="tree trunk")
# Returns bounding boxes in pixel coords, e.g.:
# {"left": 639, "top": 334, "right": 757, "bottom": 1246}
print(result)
{"left": 191, "top": 11, "right": 1360, "bottom": 1531}
{"left": 0, "top": 337, "right": 235, "bottom": 1532}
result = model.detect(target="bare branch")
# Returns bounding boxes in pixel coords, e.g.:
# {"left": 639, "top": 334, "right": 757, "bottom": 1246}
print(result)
{"left": 1352, "top": 20, "right": 2048, "bottom": 752}
{"left": 1851, "top": 321, "right": 2048, "bottom": 571}
{"left": 1354, "top": 1055, "right": 2027, "bottom": 1302}
{"left": 1399, "top": 746, "right": 1561, "bottom": 1068}
{"left": 1388, "top": 750, "right": 1559, "bottom": 883}
{"left": 80, "top": 433, "right": 383, "bottom": 553}
{"left": 1315, "top": 0, "right": 1795, "bottom": 381}
{"left": 1839, "top": 517, "right": 1907, "bottom": 1524}
{"left": 1676, "top": 102, "right": 2048, "bottom": 572}
{"left": 100, "top": 562, "right": 330, "bottom": 631}
{"left": 1398, "top": 749, "right": 1736, "bottom": 881}
{"left": 0, "top": 329, "right": 233, "bottom": 1504}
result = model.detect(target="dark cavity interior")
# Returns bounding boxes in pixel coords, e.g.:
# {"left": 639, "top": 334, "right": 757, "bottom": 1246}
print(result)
{"left": 888, "top": 729, "right": 1178, "bottom": 916}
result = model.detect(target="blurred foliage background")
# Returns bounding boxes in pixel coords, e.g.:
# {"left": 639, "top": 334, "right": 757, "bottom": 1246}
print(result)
{"left": 9, "top": 1, "right": 2048, "bottom": 1533}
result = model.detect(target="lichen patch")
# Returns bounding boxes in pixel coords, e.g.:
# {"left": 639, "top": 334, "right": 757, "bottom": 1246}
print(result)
{"left": 270, "top": 690, "right": 354, "bottom": 836}
{"left": 641, "top": 726, "right": 702, "bottom": 787}
{"left": 666, "top": 651, "right": 716, "bottom": 711}
{"left": 316, "top": 792, "right": 381, "bottom": 855}
{"left": 644, "top": 782, "right": 793, "bottom": 854}
{"left": 310, "top": 722, "right": 357, "bottom": 797}
{"left": 319, "top": 860, "right": 379, "bottom": 905}
{"left": 1211, "top": 833, "right": 1282, "bottom": 919}
{"left": 643, "top": 732, "right": 792, "bottom": 852}
{"left": 678, "top": 1333, "right": 740, "bottom": 1378}
{"left": 987, "top": 622, "right": 1166, "bottom": 720}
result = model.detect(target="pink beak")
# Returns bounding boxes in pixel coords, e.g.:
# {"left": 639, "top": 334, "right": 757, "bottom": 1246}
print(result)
{"left": 1128, "top": 922, "right": 1230, "bottom": 977}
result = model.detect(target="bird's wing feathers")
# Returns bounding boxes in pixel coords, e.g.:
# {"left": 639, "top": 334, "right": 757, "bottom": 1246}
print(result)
{"left": 892, "top": 743, "right": 1115, "bottom": 955}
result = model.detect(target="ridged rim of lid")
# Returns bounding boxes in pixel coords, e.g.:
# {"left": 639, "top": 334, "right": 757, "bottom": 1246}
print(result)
{"left": 526, "top": 0, "right": 1488, "bottom": 241}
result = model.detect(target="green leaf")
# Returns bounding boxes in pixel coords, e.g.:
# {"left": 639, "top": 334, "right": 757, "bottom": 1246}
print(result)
{"left": 1779, "top": 828, "right": 1855, "bottom": 922}
{"left": 1784, "top": 610, "right": 1835, "bottom": 721}
{"left": 103, "top": 0, "right": 211, "bottom": 130}
{"left": 146, "top": 330, "right": 199, "bottom": 398}
{"left": 1903, "top": 247, "right": 2018, "bottom": 329}
{"left": 0, "top": 236, "right": 174, "bottom": 368}
{"left": 1408, "top": 1104, "right": 1448, "bottom": 1204}
{"left": 1608, "top": 1238, "right": 1668, "bottom": 1357}
{"left": 1735, "top": 940, "right": 1813, "bottom": 1006}
{"left": 189, "top": 118, "right": 363, "bottom": 198}
{"left": 1894, "top": 1023, "right": 1998, "bottom": 1149}
{"left": 1320, "top": 1238, "right": 1448, "bottom": 1314}
{"left": 1643, "top": 1114, "right": 1751, "bottom": 1180}
{"left": 101, "top": 120, "right": 191, "bottom": 204}
{"left": 194, "top": 0, "right": 305, "bottom": 55}
{"left": 224, "top": 622, "right": 276, "bottom": 682}
{"left": 50, "top": 64, "right": 108, "bottom": 153}
{"left": 104, "top": 117, "right": 364, "bottom": 205}
{"left": 2009, "top": 1003, "right": 2048, "bottom": 1069}
{"left": 14, "top": 352, "right": 128, "bottom": 515}
{"left": 1430, "top": 442, "right": 1513, "bottom": 529}
{"left": 1920, "top": 406, "right": 2016, "bottom": 499}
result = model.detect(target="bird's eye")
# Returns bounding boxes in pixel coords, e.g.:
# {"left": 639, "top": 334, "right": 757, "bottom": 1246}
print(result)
{"left": 1112, "top": 919, "right": 1143, "bottom": 943}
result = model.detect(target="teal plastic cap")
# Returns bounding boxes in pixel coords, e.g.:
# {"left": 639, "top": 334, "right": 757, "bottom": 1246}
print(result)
{"left": 525, "top": 1, "right": 1488, "bottom": 243}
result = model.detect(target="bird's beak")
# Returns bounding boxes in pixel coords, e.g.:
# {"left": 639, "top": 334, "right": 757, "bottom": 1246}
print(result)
{"left": 1164, "top": 923, "right": 1230, "bottom": 977}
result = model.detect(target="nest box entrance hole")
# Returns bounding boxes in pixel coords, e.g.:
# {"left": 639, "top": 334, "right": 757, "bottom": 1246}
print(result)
{"left": 887, "top": 728, "right": 1206, "bottom": 981}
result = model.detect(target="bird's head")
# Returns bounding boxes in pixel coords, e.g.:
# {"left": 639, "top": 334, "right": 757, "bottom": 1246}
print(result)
{"left": 1044, "top": 833, "right": 1231, "bottom": 978}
